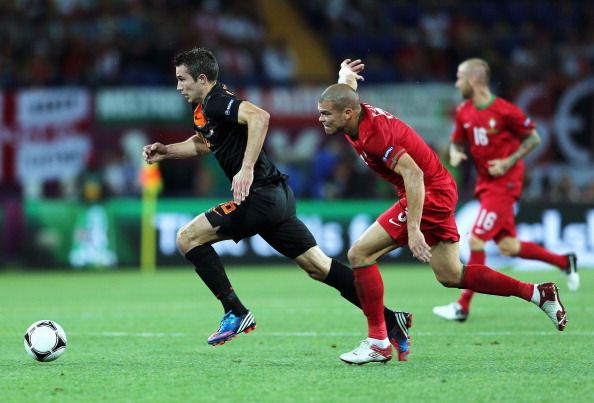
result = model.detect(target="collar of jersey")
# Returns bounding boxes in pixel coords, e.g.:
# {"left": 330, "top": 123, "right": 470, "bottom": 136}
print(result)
{"left": 474, "top": 95, "right": 496, "bottom": 110}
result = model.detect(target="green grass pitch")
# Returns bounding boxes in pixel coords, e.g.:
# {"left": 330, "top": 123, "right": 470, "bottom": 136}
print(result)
{"left": 1, "top": 265, "right": 592, "bottom": 402}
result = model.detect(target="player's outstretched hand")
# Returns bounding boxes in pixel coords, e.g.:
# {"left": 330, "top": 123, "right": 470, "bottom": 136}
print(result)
{"left": 143, "top": 142, "right": 167, "bottom": 164}
{"left": 339, "top": 59, "right": 365, "bottom": 81}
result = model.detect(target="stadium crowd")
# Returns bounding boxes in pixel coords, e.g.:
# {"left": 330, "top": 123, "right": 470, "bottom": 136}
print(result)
{"left": 2, "top": 0, "right": 594, "bottom": 202}
{"left": 299, "top": 0, "right": 594, "bottom": 93}
{"left": 0, "top": 0, "right": 278, "bottom": 88}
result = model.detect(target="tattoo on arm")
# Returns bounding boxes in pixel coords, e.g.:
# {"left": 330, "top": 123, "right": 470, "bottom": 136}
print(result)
{"left": 508, "top": 132, "right": 540, "bottom": 166}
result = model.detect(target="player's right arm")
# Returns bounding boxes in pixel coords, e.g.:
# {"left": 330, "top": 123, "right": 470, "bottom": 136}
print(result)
{"left": 449, "top": 142, "right": 467, "bottom": 167}
{"left": 449, "top": 109, "right": 468, "bottom": 167}
{"left": 393, "top": 153, "right": 432, "bottom": 263}
{"left": 142, "top": 135, "right": 210, "bottom": 164}
{"left": 338, "top": 59, "right": 365, "bottom": 90}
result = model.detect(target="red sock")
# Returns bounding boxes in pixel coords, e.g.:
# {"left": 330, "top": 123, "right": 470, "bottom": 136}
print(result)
{"left": 460, "top": 264, "right": 533, "bottom": 302}
{"left": 519, "top": 241, "right": 568, "bottom": 270}
{"left": 457, "top": 250, "right": 486, "bottom": 311}
{"left": 353, "top": 263, "right": 387, "bottom": 340}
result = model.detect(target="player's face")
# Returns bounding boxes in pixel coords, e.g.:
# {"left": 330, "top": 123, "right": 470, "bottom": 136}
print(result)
{"left": 318, "top": 101, "right": 348, "bottom": 135}
{"left": 176, "top": 65, "right": 205, "bottom": 103}
{"left": 455, "top": 65, "right": 473, "bottom": 99}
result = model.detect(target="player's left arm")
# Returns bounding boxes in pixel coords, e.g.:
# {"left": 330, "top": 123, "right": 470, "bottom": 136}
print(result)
{"left": 393, "top": 153, "right": 432, "bottom": 263}
{"left": 488, "top": 129, "right": 541, "bottom": 176}
{"left": 233, "top": 100, "right": 270, "bottom": 204}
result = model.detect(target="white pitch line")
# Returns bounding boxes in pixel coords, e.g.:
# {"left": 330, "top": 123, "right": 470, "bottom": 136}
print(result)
{"left": 67, "top": 331, "right": 594, "bottom": 338}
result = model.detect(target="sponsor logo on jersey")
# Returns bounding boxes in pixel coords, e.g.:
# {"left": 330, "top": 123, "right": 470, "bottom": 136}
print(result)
{"left": 225, "top": 100, "right": 234, "bottom": 116}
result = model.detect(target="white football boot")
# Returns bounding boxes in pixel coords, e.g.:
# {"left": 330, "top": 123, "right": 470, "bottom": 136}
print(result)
{"left": 564, "top": 253, "right": 579, "bottom": 291}
{"left": 432, "top": 302, "right": 468, "bottom": 322}
{"left": 340, "top": 339, "right": 392, "bottom": 365}
{"left": 534, "top": 283, "right": 568, "bottom": 331}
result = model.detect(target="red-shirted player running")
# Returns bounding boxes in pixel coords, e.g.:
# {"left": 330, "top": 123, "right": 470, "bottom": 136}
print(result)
{"left": 318, "top": 59, "right": 568, "bottom": 365}
{"left": 433, "top": 58, "right": 579, "bottom": 323}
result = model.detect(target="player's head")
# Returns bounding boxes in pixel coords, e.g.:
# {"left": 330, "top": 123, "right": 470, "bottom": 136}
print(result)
{"left": 173, "top": 47, "right": 219, "bottom": 103}
{"left": 456, "top": 58, "right": 490, "bottom": 99}
{"left": 317, "top": 84, "right": 361, "bottom": 136}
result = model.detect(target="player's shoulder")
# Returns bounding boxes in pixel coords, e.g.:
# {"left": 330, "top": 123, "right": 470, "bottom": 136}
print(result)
{"left": 492, "top": 96, "right": 515, "bottom": 107}
{"left": 206, "top": 82, "right": 236, "bottom": 101}
{"left": 204, "top": 82, "right": 241, "bottom": 115}
{"left": 456, "top": 99, "right": 473, "bottom": 113}
{"left": 490, "top": 96, "right": 525, "bottom": 118}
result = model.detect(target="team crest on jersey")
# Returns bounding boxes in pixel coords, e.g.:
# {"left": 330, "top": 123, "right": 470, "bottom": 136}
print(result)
{"left": 486, "top": 117, "right": 499, "bottom": 134}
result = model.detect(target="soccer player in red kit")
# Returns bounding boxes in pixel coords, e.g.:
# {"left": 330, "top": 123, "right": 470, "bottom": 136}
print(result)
{"left": 433, "top": 58, "right": 579, "bottom": 323}
{"left": 318, "top": 59, "right": 568, "bottom": 365}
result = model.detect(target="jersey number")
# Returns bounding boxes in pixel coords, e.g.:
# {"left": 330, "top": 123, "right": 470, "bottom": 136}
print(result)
{"left": 369, "top": 106, "right": 395, "bottom": 119}
{"left": 218, "top": 201, "right": 237, "bottom": 214}
{"left": 473, "top": 127, "right": 489, "bottom": 146}
{"left": 474, "top": 208, "right": 497, "bottom": 233}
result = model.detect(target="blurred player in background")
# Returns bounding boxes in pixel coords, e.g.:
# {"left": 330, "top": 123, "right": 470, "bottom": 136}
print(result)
{"left": 317, "top": 59, "right": 568, "bottom": 365}
{"left": 433, "top": 58, "right": 579, "bottom": 323}
{"left": 142, "top": 48, "right": 412, "bottom": 360}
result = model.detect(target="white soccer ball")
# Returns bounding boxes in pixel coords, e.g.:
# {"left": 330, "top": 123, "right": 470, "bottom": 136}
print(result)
{"left": 24, "top": 320, "right": 68, "bottom": 362}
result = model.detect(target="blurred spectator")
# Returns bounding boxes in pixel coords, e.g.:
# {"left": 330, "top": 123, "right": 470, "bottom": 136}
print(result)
{"left": 1, "top": 0, "right": 269, "bottom": 87}
{"left": 3, "top": 0, "right": 594, "bottom": 202}
{"left": 298, "top": 0, "right": 594, "bottom": 94}
{"left": 262, "top": 39, "right": 298, "bottom": 85}
{"left": 549, "top": 174, "right": 581, "bottom": 203}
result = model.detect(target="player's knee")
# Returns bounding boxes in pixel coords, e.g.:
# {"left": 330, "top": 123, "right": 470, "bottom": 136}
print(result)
{"left": 347, "top": 244, "right": 366, "bottom": 267}
{"left": 295, "top": 259, "right": 325, "bottom": 281}
{"left": 433, "top": 264, "right": 463, "bottom": 288}
{"left": 176, "top": 224, "right": 200, "bottom": 254}
{"left": 435, "top": 273, "right": 461, "bottom": 288}
{"left": 305, "top": 266, "right": 326, "bottom": 281}
{"left": 498, "top": 239, "right": 519, "bottom": 256}
{"left": 175, "top": 226, "right": 189, "bottom": 254}
{"left": 294, "top": 248, "right": 330, "bottom": 281}
{"left": 469, "top": 236, "right": 485, "bottom": 251}
{"left": 498, "top": 245, "right": 513, "bottom": 256}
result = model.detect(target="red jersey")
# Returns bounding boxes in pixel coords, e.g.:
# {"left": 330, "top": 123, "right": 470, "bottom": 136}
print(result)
{"left": 345, "top": 103, "right": 453, "bottom": 199}
{"left": 451, "top": 96, "right": 535, "bottom": 199}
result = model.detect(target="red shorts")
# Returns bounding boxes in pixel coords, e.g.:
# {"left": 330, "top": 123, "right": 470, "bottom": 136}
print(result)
{"left": 471, "top": 192, "right": 517, "bottom": 242}
{"left": 378, "top": 183, "right": 460, "bottom": 247}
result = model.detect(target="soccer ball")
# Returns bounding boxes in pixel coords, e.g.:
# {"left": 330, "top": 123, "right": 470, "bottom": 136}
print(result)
{"left": 24, "top": 320, "right": 68, "bottom": 362}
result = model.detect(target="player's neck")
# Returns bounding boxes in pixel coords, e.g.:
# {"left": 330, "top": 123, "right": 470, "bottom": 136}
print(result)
{"left": 345, "top": 111, "right": 363, "bottom": 139}
{"left": 472, "top": 88, "right": 493, "bottom": 108}
{"left": 199, "top": 81, "right": 217, "bottom": 104}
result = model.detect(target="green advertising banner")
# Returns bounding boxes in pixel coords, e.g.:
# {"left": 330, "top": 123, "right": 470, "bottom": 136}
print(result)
{"left": 23, "top": 198, "right": 397, "bottom": 268}
{"left": 23, "top": 199, "right": 594, "bottom": 269}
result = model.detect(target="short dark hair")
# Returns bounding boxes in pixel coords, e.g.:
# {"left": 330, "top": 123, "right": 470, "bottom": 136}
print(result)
{"left": 173, "top": 47, "right": 219, "bottom": 81}
{"left": 319, "top": 83, "right": 360, "bottom": 111}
